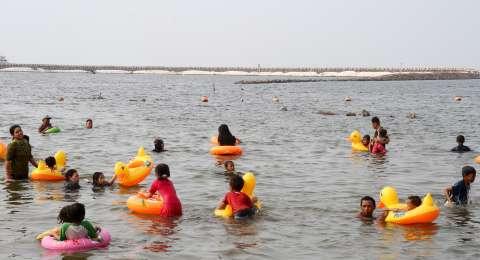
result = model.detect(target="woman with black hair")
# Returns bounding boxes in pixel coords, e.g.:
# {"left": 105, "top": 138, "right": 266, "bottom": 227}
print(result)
{"left": 217, "top": 124, "right": 241, "bottom": 146}
{"left": 5, "top": 124, "right": 37, "bottom": 180}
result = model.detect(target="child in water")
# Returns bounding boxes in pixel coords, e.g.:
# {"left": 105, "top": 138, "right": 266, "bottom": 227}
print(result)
{"left": 45, "top": 156, "right": 56, "bottom": 171}
{"left": 405, "top": 196, "right": 422, "bottom": 210}
{"left": 217, "top": 175, "right": 257, "bottom": 220}
{"left": 444, "top": 166, "right": 476, "bottom": 205}
{"left": 50, "top": 202, "right": 100, "bottom": 241}
{"left": 92, "top": 172, "right": 116, "bottom": 188}
{"left": 152, "top": 138, "right": 166, "bottom": 153}
{"left": 139, "top": 164, "right": 182, "bottom": 217}
{"left": 224, "top": 161, "right": 238, "bottom": 176}
{"left": 362, "top": 135, "right": 371, "bottom": 148}
{"left": 65, "top": 169, "right": 80, "bottom": 191}
{"left": 371, "top": 129, "right": 388, "bottom": 154}
{"left": 451, "top": 135, "right": 471, "bottom": 152}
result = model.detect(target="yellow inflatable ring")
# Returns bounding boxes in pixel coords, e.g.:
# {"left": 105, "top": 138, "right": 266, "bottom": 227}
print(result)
{"left": 114, "top": 147, "right": 153, "bottom": 187}
{"left": 31, "top": 151, "right": 67, "bottom": 181}
{"left": 347, "top": 130, "right": 369, "bottom": 152}
{"left": 127, "top": 194, "right": 164, "bottom": 215}
{"left": 379, "top": 186, "right": 440, "bottom": 224}
{"left": 214, "top": 172, "right": 262, "bottom": 218}
{"left": 210, "top": 146, "right": 243, "bottom": 156}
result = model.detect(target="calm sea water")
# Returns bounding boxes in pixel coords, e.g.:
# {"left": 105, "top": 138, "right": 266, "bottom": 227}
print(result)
{"left": 0, "top": 72, "right": 480, "bottom": 259}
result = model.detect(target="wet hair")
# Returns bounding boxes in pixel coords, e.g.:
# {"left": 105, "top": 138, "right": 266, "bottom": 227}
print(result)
{"left": 360, "top": 196, "right": 376, "bottom": 208}
{"left": 363, "top": 135, "right": 371, "bottom": 141}
{"left": 65, "top": 169, "right": 78, "bottom": 181}
{"left": 57, "top": 202, "right": 86, "bottom": 224}
{"left": 379, "top": 129, "right": 388, "bottom": 138}
{"left": 229, "top": 175, "right": 244, "bottom": 191}
{"left": 153, "top": 138, "right": 164, "bottom": 152}
{"left": 218, "top": 124, "right": 236, "bottom": 145}
{"left": 462, "top": 166, "right": 476, "bottom": 177}
{"left": 45, "top": 156, "right": 56, "bottom": 169}
{"left": 9, "top": 124, "right": 21, "bottom": 136}
{"left": 371, "top": 117, "right": 380, "bottom": 124}
{"left": 456, "top": 135, "right": 465, "bottom": 144}
{"left": 224, "top": 160, "right": 234, "bottom": 169}
{"left": 92, "top": 172, "right": 104, "bottom": 186}
{"left": 155, "top": 164, "right": 170, "bottom": 179}
{"left": 407, "top": 196, "right": 422, "bottom": 207}
{"left": 86, "top": 118, "right": 92, "bottom": 123}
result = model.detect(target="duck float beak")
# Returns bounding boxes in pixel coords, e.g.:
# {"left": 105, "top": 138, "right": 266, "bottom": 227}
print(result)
{"left": 378, "top": 201, "right": 385, "bottom": 208}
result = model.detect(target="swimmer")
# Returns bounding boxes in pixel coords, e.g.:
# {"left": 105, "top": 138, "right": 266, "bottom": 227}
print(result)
{"left": 45, "top": 156, "right": 57, "bottom": 171}
{"left": 223, "top": 160, "right": 239, "bottom": 176}
{"left": 451, "top": 135, "right": 471, "bottom": 153}
{"left": 357, "top": 196, "right": 376, "bottom": 220}
{"left": 64, "top": 169, "right": 80, "bottom": 191}
{"left": 152, "top": 138, "right": 166, "bottom": 153}
{"left": 217, "top": 124, "right": 241, "bottom": 146}
{"left": 444, "top": 166, "right": 476, "bottom": 206}
{"left": 217, "top": 175, "right": 257, "bottom": 220}
{"left": 362, "top": 135, "right": 371, "bottom": 147}
{"left": 38, "top": 115, "right": 53, "bottom": 133}
{"left": 85, "top": 119, "right": 93, "bottom": 129}
{"left": 92, "top": 172, "right": 116, "bottom": 188}
{"left": 405, "top": 196, "right": 422, "bottom": 211}
{"left": 371, "top": 129, "right": 387, "bottom": 154}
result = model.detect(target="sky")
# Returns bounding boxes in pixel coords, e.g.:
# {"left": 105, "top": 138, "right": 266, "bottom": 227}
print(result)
{"left": 1, "top": 0, "right": 479, "bottom": 68}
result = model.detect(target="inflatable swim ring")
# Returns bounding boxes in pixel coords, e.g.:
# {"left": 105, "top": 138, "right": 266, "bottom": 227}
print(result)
{"left": 347, "top": 130, "right": 369, "bottom": 152}
{"left": 210, "top": 136, "right": 241, "bottom": 146}
{"left": 475, "top": 155, "right": 480, "bottom": 164}
{"left": 114, "top": 147, "right": 153, "bottom": 187}
{"left": 31, "top": 151, "right": 67, "bottom": 181}
{"left": 41, "top": 228, "right": 111, "bottom": 251}
{"left": 0, "top": 141, "right": 6, "bottom": 160}
{"left": 214, "top": 172, "right": 262, "bottom": 218}
{"left": 45, "top": 127, "right": 61, "bottom": 134}
{"left": 378, "top": 186, "right": 440, "bottom": 224}
{"left": 210, "top": 146, "right": 243, "bottom": 156}
{"left": 127, "top": 194, "right": 165, "bottom": 215}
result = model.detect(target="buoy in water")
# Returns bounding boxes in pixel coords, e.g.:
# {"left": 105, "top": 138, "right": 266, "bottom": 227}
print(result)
{"left": 201, "top": 96, "right": 209, "bottom": 102}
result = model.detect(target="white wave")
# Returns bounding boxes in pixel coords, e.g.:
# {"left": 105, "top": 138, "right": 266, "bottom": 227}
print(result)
{"left": 96, "top": 70, "right": 130, "bottom": 74}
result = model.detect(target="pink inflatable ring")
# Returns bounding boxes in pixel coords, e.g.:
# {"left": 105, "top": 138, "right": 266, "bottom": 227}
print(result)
{"left": 41, "top": 228, "right": 111, "bottom": 251}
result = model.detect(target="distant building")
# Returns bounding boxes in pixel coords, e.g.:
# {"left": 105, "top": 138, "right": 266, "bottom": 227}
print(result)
{"left": 0, "top": 56, "right": 7, "bottom": 64}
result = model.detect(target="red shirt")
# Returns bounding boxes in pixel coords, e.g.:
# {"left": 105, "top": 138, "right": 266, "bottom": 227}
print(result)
{"left": 372, "top": 142, "right": 386, "bottom": 154}
{"left": 223, "top": 191, "right": 253, "bottom": 213}
{"left": 149, "top": 179, "right": 182, "bottom": 217}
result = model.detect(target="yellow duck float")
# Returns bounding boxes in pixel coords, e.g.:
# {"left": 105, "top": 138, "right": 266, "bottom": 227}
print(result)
{"left": 31, "top": 150, "right": 67, "bottom": 181}
{"left": 114, "top": 147, "right": 153, "bottom": 187}
{"left": 378, "top": 186, "right": 440, "bottom": 224}
{"left": 347, "top": 130, "right": 369, "bottom": 152}
{"left": 214, "top": 172, "right": 262, "bottom": 218}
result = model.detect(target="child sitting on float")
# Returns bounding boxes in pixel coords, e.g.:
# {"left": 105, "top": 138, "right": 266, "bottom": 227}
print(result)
{"left": 217, "top": 175, "right": 257, "bottom": 220}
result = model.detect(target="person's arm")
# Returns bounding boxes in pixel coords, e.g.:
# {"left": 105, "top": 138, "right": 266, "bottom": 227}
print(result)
{"left": 444, "top": 187, "right": 453, "bottom": 203}
{"left": 235, "top": 138, "right": 241, "bottom": 145}
{"left": 5, "top": 143, "right": 15, "bottom": 179}
{"left": 378, "top": 210, "right": 389, "bottom": 223}
{"left": 217, "top": 194, "right": 228, "bottom": 209}
{"left": 29, "top": 157, "right": 38, "bottom": 168}
{"left": 108, "top": 175, "right": 117, "bottom": 186}
{"left": 5, "top": 160, "right": 13, "bottom": 180}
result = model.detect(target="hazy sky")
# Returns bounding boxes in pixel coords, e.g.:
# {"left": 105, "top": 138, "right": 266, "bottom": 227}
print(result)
{"left": 1, "top": 0, "right": 479, "bottom": 68}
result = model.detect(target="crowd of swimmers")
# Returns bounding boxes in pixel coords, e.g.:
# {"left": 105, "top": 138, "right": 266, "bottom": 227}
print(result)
{"left": 3, "top": 120, "right": 259, "bottom": 242}
{"left": 357, "top": 117, "right": 477, "bottom": 221}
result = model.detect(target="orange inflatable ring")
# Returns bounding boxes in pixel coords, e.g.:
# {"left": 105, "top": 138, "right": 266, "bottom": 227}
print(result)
{"left": 210, "top": 135, "right": 240, "bottom": 145}
{"left": 114, "top": 147, "right": 153, "bottom": 187}
{"left": 127, "top": 194, "right": 164, "bottom": 215}
{"left": 210, "top": 146, "right": 243, "bottom": 155}
{"left": 0, "top": 142, "right": 6, "bottom": 160}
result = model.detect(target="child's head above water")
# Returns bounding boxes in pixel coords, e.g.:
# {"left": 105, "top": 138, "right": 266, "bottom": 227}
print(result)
{"left": 362, "top": 135, "right": 371, "bottom": 146}
{"left": 379, "top": 128, "right": 387, "bottom": 138}
{"left": 462, "top": 166, "right": 476, "bottom": 184}
{"left": 155, "top": 163, "right": 170, "bottom": 179}
{"left": 45, "top": 156, "right": 56, "bottom": 170}
{"left": 224, "top": 161, "right": 235, "bottom": 172}
{"left": 456, "top": 135, "right": 465, "bottom": 144}
{"left": 153, "top": 138, "right": 165, "bottom": 152}
{"left": 65, "top": 169, "right": 79, "bottom": 183}
{"left": 57, "top": 202, "right": 85, "bottom": 224}
{"left": 92, "top": 172, "right": 105, "bottom": 186}
{"left": 406, "top": 196, "right": 422, "bottom": 210}
{"left": 229, "top": 175, "right": 244, "bottom": 192}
